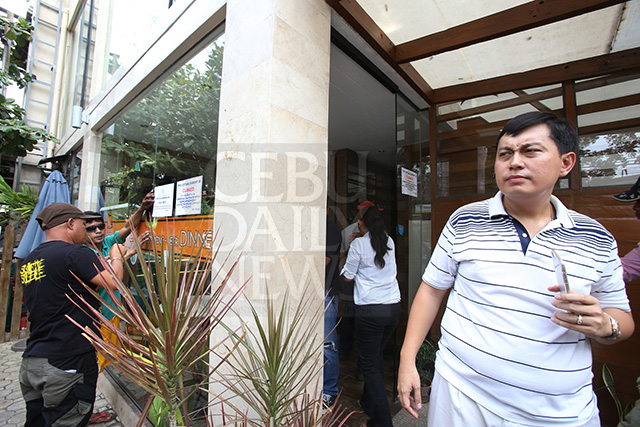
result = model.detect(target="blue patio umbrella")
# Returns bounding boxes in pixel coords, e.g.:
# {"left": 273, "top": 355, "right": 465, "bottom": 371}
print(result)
{"left": 14, "top": 170, "right": 71, "bottom": 259}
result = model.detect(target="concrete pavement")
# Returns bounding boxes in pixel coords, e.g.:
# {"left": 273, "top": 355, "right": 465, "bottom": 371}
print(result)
{"left": 0, "top": 340, "right": 123, "bottom": 427}
{"left": 0, "top": 338, "right": 427, "bottom": 426}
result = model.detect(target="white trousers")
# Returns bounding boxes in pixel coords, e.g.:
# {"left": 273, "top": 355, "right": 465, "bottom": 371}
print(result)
{"left": 427, "top": 371, "right": 600, "bottom": 427}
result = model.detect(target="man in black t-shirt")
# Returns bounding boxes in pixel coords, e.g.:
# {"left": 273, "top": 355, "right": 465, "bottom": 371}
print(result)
{"left": 19, "top": 203, "right": 119, "bottom": 427}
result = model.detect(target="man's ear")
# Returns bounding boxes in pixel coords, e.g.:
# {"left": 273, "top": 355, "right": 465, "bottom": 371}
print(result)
{"left": 559, "top": 151, "right": 576, "bottom": 177}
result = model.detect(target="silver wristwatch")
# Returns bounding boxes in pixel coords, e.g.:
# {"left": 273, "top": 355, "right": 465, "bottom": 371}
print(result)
{"left": 603, "top": 313, "right": 621, "bottom": 341}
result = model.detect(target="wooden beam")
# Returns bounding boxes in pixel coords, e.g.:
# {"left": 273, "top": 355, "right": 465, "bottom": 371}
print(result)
{"left": 326, "top": 0, "right": 436, "bottom": 104}
{"left": 575, "top": 71, "right": 640, "bottom": 92}
{"left": 437, "top": 73, "right": 639, "bottom": 122}
{"left": 395, "top": 0, "right": 627, "bottom": 63}
{"left": 438, "top": 87, "right": 563, "bottom": 122}
{"left": 563, "top": 81, "right": 580, "bottom": 189}
{"left": 579, "top": 117, "right": 640, "bottom": 135}
{"left": 433, "top": 47, "right": 640, "bottom": 104}
{"left": 577, "top": 93, "right": 640, "bottom": 115}
{"left": 513, "top": 90, "right": 554, "bottom": 113}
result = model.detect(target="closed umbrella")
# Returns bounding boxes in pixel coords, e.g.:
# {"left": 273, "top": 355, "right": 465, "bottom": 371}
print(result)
{"left": 14, "top": 170, "right": 71, "bottom": 259}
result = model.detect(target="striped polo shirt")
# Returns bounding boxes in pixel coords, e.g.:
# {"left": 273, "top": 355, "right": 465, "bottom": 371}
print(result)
{"left": 423, "top": 192, "right": 630, "bottom": 426}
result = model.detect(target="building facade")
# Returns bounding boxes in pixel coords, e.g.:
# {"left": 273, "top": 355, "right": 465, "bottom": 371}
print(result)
{"left": 9, "top": 0, "right": 640, "bottom": 423}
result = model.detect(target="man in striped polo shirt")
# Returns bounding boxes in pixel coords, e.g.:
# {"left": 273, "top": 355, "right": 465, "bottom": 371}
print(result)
{"left": 397, "top": 111, "right": 634, "bottom": 426}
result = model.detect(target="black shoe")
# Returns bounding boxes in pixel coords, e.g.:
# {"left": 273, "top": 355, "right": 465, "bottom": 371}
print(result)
{"left": 322, "top": 394, "right": 337, "bottom": 409}
{"left": 613, "top": 177, "right": 640, "bottom": 202}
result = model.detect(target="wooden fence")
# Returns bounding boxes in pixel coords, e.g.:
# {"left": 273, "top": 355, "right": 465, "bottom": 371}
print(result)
{"left": 0, "top": 224, "right": 28, "bottom": 342}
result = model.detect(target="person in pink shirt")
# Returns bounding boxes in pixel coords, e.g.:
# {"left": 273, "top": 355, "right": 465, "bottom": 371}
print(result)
{"left": 612, "top": 177, "right": 640, "bottom": 427}
{"left": 613, "top": 176, "right": 640, "bottom": 282}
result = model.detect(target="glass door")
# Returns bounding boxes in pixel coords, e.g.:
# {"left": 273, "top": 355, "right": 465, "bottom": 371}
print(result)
{"left": 395, "top": 95, "right": 431, "bottom": 311}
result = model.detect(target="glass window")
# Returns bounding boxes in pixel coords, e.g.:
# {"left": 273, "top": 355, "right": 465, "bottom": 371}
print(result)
{"left": 69, "top": 149, "right": 82, "bottom": 204}
{"left": 577, "top": 73, "right": 640, "bottom": 188}
{"left": 73, "top": 0, "right": 95, "bottom": 110}
{"left": 98, "top": 28, "right": 223, "bottom": 413}
{"left": 96, "top": 0, "right": 171, "bottom": 82}
{"left": 98, "top": 32, "right": 223, "bottom": 220}
{"left": 435, "top": 85, "right": 565, "bottom": 197}
{"left": 59, "top": 0, "right": 97, "bottom": 136}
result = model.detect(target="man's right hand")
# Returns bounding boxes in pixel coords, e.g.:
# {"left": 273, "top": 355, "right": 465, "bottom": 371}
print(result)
{"left": 397, "top": 361, "right": 422, "bottom": 418}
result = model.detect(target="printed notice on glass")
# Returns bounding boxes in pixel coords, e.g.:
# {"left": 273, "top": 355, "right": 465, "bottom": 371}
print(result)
{"left": 152, "top": 183, "right": 174, "bottom": 217}
{"left": 401, "top": 167, "right": 418, "bottom": 198}
{"left": 175, "top": 176, "right": 202, "bottom": 216}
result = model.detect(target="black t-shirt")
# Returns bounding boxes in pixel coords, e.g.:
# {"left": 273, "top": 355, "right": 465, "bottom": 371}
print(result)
{"left": 325, "top": 217, "right": 342, "bottom": 296}
{"left": 20, "top": 240, "right": 105, "bottom": 358}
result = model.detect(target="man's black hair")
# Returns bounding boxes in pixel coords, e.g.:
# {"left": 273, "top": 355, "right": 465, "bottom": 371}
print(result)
{"left": 83, "top": 211, "right": 104, "bottom": 224}
{"left": 497, "top": 111, "right": 577, "bottom": 155}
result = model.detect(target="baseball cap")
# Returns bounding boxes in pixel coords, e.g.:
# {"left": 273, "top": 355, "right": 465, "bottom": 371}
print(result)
{"left": 357, "top": 201, "right": 383, "bottom": 212}
{"left": 36, "top": 203, "right": 103, "bottom": 231}
{"left": 613, "top": 176, "right": 640, "bottom": 202}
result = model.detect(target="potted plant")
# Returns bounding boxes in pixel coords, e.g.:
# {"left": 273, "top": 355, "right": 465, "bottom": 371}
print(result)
{"left": 216, "top": 286, "right": 356, "bottom": 427}
{"left": 415, "top": 338, "right": 437, "bottom": 400}
{"left": 68, "top": 224, "right": 246, "bottom": 427}
{"left": 70, "top": 225, "right": 354, "bottom": 427}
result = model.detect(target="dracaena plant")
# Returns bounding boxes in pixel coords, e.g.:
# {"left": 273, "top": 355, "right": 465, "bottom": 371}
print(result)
{"left": 217, "top": 390, "right": 356, "bottom": 427}
{"left": 68, "top": 223, "right": 246, "bottom": 427}
{"left": 214, "top": 288, "right": 356, "bottom": 427}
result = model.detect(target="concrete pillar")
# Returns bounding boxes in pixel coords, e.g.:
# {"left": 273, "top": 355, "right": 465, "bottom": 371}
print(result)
{"left": 211, "top": 0, "right": 332, "bottom": 416}
{"left": 77, "top": 131, "right": 102, "bottom": 210}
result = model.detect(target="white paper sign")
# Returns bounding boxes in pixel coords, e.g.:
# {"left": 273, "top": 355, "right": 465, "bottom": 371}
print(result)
{"left": 401, "top": 167, "right": 418, "bottom": 198}
{"left": 152, "top": 183, "right": 175, "bottom": 218}
{"left": 175, "top": 176, "right": 203, "bottom": 216}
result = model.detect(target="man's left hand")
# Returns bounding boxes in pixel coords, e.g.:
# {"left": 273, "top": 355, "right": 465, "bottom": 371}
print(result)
{"left": 549, "top": 286, "right": 611, "bottom": 339}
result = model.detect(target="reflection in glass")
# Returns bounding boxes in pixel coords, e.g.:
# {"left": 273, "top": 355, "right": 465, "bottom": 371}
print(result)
{"left": 576, "top": 73, "right": 640, "bottom": 188}
{"left": 435, "top": 85, "right": 564, "bottom": 197}
{"left": 579, "top": 129, "right": 640, "bottom": 188}
{"left": 99, "top": 34, "right": 224, "bottom": 217}
{"left": 99, "top": 0, "right": 169, "bottom": 80}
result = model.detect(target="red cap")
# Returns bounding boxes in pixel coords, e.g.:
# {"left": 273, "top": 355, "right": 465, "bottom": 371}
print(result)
{"left": 357, "top": 201, "right": 382, "bottom": 211}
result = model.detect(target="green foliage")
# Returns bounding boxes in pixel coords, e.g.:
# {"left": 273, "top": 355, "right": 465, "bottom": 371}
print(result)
{"left": 0, "top": 116, "right": 58, "bottom": 157}
{"left": 416, "top": 338, "right": 437, "bottom": 387}
{"left": 100, "top": 41, "right": 223, "bottom": 207}
{"left": 0, "top": 13, "right": 59, "bottom": 157}
{"left": 0, "top": 174, "right": 37, "bottom": 226}
{"left": 602, "top": 363, "right": 634, "bottom": 423}
{"left": 67, "top": 224, "right": 246, "bottom": 427}
{"left": 219, "top": 287, "right": 352, "bottom": 427}
{"left": 149, "top": 396, "right": 184, "bottom": 427}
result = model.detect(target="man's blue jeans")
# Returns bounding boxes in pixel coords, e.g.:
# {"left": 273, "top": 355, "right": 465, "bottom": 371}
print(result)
{"left": 323, "top": 295, "right": 339, "bottom": 397}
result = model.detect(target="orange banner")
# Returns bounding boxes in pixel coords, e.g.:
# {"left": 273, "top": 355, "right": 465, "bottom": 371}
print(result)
{"left": 108, "top": 215, "right": 215, "bottom": 259}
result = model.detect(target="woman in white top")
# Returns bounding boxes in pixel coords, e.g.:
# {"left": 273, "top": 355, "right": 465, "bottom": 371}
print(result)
{"left": 341, "top": 204, "right": 401, "bottom": 427}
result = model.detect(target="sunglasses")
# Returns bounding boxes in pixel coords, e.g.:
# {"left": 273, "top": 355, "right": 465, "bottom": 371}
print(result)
{"left": 86, "top": 223, "right": 106, "bottom": 232}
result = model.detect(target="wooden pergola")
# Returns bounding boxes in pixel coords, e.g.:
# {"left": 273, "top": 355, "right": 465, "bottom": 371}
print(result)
{"left": 326, "top": 1, "right": 640, "bottom": 424}
{"left": 327, "top": 0, "right": 639, "bottom": 104}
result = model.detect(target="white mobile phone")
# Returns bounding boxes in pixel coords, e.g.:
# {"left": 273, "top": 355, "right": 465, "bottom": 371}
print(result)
{"left": 551, "top": 249, "right": 571, "bottom": 293}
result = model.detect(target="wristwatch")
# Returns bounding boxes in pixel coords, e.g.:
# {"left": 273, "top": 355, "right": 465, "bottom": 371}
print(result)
{"left": 603, "top": 313, "right": 621, "bottom": 341}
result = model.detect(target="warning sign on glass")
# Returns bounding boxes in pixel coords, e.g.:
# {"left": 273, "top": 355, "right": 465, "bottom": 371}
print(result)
{"left": 175, "top": 176, "right": 203, "bottom": 216}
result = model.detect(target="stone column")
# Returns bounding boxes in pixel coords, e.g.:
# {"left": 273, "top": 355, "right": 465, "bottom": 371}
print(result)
{"left": 210, "top": 0, "right": 332, "bottom": 417}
